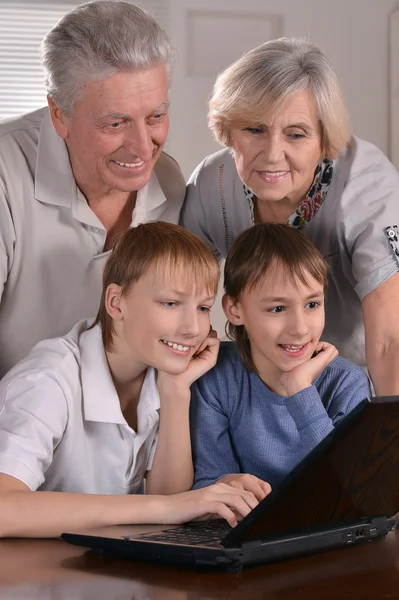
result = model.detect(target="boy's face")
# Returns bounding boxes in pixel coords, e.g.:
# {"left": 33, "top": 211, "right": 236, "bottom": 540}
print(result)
{"left": 224, "top": 262, "right": 325, "bottom": 381}
{"left": 115, "top": 265, "right": 215, "bottom": 374}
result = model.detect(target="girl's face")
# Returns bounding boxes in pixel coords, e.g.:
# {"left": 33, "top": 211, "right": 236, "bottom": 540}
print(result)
{"left": 230, "top": 89, "right": 323, "bottom": 211}
{"left": 223, "top": 262, "right": 325, "bottom": 384}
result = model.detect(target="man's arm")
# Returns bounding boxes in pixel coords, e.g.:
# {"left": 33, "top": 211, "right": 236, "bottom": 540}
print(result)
{"left": 363, "top": 272, "right": 399, "bottom": 395}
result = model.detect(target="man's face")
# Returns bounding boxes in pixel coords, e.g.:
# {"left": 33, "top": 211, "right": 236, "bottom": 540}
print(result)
{"left": 50, "top": 64, "right": 169, "bottom": 197}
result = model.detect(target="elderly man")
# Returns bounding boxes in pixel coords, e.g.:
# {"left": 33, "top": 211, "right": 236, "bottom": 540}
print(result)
{"left": 0, "top": 1, "right": 185, "bottom": 377}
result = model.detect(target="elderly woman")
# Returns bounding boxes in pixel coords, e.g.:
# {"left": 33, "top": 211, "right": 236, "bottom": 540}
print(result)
{"left": 181, "top": 37, "right": 399, "bottom": 396}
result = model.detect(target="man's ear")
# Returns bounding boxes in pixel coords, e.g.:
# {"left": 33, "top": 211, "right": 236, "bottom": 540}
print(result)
{"left": 47, "top": 96, "right": 70, "bottom": 139}
{"left": 222, "top": 294, "right": 244, "bottom": 325}
{"left": 105, "top": 284, "right": 123, "bottom": 321}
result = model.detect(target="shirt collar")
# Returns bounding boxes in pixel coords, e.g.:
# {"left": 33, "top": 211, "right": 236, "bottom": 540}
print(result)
{"left": 80, "top": 324, "right": 160, "bottom": 424}
{"left": 35, "top": 108, "right": 76, "bottom": 208}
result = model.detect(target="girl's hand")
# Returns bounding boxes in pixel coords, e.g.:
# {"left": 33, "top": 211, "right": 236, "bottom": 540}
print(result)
{"left": 280, "top": 341, "right": 338, "bottom": 396}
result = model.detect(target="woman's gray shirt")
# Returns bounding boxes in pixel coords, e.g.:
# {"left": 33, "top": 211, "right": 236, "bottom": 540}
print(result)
{"left": 181, "top": 136, "right": 399, "bottom": 369}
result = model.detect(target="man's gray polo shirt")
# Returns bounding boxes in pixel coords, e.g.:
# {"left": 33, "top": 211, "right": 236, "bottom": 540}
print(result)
{"left": 0, "top": 107, "right": 185, "bottom": 377}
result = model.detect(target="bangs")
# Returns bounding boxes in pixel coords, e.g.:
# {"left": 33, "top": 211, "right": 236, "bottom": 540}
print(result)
{"left": 152, "top": 253, "right": 219, "bottom": 297}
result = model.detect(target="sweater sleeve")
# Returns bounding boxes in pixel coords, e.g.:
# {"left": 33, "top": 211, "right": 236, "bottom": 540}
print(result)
{"left": 286, "top": 359, "right": 371, "bottom": 457}
{"left": 190, "top": 372, "right": 240, "bottom": 489}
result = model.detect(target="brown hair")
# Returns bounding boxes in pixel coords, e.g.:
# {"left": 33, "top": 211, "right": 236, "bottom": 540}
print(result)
{"left": 224, "top": 223, "right": 328, "bottom": 371}
{"left": 93, "top": 221, "right": 219, "bottom": 350}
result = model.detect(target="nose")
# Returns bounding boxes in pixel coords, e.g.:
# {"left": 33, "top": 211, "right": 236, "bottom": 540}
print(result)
{"left": 287, "top": 309, "right": 308, "bottom": 339}
{"left": 124, "top": 122, "right": 154, "bottom": 161}
{"left": 262, "top": 133, "right": 284, "bottom": 164}
{"left": 179, "top": 307, "right": 201, "bottom": 339}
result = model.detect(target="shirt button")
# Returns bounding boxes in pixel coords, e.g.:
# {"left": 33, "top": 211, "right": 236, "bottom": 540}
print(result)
{"left": 92, "top": 227, "right": 102, "bottom": 234}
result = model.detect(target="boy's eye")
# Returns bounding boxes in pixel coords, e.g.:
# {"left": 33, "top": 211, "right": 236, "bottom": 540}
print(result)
{"left": 269, "top": 305, "right": 284, "bottom": 313}
{"left": 306, "top": 301, "right": 320, "bottom": 309}
{"left": 162, "top": 301, "right": 177, "bottom": 308}
{"left": 199, "top": 306, "right": 211, "bottom": 313}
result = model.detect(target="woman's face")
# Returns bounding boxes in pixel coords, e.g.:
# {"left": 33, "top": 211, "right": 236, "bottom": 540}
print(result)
{"left": 230, "top": 89, "right": 323, "bottom": 207}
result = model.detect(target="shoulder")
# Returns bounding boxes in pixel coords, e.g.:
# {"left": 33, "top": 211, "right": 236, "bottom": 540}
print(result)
{"left": 0, "top": 107, "right": 47, "bottom": 143}
{"left": 335, "top": 136, "right": 399, "bottom": 189}
{"left": 316, "top": 356, "right": 369, "bottom": 388}
{"left": 154, "top": 151, "right": 186, "bottom": 203}
{"left": 187, "top": 148, "right": 236, "bottom": 187}
{"left": 200, "top": 341, "right": 244, "bottom": 388}
{"left": 0, "top": 319, "right": 89, "bottom": 400}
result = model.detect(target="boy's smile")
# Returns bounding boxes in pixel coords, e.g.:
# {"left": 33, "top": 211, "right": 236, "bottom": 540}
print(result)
{"left": 225, "top": 261, "right": 325, "bottom": 391}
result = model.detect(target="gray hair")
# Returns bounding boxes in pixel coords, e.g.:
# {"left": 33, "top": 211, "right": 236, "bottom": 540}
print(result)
{"left": 41, "top": 0, "right": 176, "bottom": 115}
{"left": 209, "top": 37, "right": 351, "bottom": 159}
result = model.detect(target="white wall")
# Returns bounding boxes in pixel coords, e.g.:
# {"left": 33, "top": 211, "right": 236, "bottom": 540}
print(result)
{"left": 168, "top": 0, "right": 399, "bottom": 179}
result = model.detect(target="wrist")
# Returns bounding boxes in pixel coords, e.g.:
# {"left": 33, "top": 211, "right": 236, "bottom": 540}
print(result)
{"left": 284, "top": 379, "right": 312, "bottom": 396}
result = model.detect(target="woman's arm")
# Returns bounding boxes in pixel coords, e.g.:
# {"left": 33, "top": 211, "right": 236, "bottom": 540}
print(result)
{"left": 0, "top": 473, "right": 258, "bottom": 538}
{"left": 363, "top": 272, "right": 399, "bottom": 395}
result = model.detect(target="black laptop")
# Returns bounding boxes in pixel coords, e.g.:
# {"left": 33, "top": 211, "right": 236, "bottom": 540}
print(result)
{"left": 62, "top": 396, "right": 399, "bottom": 570}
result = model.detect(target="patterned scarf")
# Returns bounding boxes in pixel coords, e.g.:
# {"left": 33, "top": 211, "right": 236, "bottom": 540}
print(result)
{"left": 244, "top": 158, "right": 334, "bottom": 231}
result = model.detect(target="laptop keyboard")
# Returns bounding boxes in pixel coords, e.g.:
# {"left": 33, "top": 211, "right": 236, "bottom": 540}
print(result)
{"left": 125, "top": 519, "right": 231, "bottom": 547}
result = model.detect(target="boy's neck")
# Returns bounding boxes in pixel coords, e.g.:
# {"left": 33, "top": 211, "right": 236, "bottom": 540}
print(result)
{"left": 252, "top": 358, "right": 288, "bottom": 396}
{"left": 105, "top": 346, "right": 147, "bottom": 414}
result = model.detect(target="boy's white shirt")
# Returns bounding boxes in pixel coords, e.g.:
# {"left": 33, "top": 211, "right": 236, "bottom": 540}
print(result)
{"left": 0, "top": 319, "right": 160, "bottom": 494}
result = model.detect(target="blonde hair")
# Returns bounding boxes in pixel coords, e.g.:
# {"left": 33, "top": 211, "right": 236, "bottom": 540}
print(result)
{"left": 93, "top": 222, "right": 219, "bottom": 350}
{"left": 209, "top": 37, "right": 351, "bottom": 160}
{"left": 224, "top": 223, "right": 328, "bottom": 372}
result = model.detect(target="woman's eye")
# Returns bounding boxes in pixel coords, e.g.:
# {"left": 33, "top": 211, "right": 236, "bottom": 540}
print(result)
{"left": 244, "top": 127, "right": 263, "bottom": 135}
{"left": 287, "top": 133, "right": 305, "bottom": 140}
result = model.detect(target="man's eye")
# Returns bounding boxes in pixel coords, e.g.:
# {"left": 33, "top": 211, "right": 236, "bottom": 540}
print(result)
{"left": 307, "top": 301, "right": 320, "bottom": 309}
{"left": 110, "top": 122, "right": 122, "bottom": 129}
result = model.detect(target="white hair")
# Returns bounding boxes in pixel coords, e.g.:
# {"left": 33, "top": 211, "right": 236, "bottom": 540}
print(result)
{"left": 41, "top": 0, "right": 176, "bottom": 115}
{"left": 209, "top": 37, "right": 351, "bottom": 159}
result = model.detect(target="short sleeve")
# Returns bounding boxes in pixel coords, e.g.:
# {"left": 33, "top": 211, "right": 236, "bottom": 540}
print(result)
{"left": 0, "top": 371, "right": 68, "bottom": 490}
{"left": 341, "top": 141, "right": 399, "bottom": 299}
{"left": 0, "top": 176, "right": 15, "bottom": 301}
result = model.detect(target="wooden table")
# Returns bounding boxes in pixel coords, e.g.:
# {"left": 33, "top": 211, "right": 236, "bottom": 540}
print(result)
{"left": 1, "top": 528, "right": 399, "bottom": 599}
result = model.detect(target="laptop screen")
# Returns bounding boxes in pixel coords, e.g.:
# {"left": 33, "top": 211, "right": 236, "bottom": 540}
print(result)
{"left": 223, "top": 397, "right": 399, "bottom": 547}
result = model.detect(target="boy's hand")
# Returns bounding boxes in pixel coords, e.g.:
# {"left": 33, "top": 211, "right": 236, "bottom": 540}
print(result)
{"left": 158, "top": 481, "right": 259, "bottom": 527}
{"left": 280, "top": 341, "right": 338, "bottom": 396}
{"left": 158, "top": 329, "right": 220, "bottom": 395}
{"left": 217, "top": 473, "right": 271, "bottom": 502}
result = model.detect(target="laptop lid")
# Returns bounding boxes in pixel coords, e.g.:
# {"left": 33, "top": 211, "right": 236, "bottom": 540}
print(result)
{"left": 222, "top": 396, "right": 399, "bottom": 548}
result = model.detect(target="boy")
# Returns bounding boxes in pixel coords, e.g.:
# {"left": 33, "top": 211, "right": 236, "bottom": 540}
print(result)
{"left": 0, "top": 222, "right": 257, "bottom": 537}
{"left": 191, "top": 223, "right": 371, "bottom": 500}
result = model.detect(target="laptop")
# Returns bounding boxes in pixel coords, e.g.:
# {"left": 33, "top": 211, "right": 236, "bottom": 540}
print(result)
{"left": 62, "top": 396, "right": 399, "bottom": 570}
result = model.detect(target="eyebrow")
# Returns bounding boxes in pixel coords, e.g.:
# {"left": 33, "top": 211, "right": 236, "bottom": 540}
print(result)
{"left": 165, "top": 289, "right": 214, "bottom": 302}
{"left": 98, "top": 102, "right": 170, "bottom": 121}
{"left": 260, "top": 292, "right": 324, "bottom": 303}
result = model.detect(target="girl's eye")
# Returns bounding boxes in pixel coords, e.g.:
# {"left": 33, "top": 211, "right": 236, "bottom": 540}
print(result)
{"left": 162, "top": 301, "right": 177, "bottom": 308}
{"left": 269, "top": 305, "right": 284, "bottom": 313}
{"left": 244, "top": 126, "right": 263, "bottom": 135}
